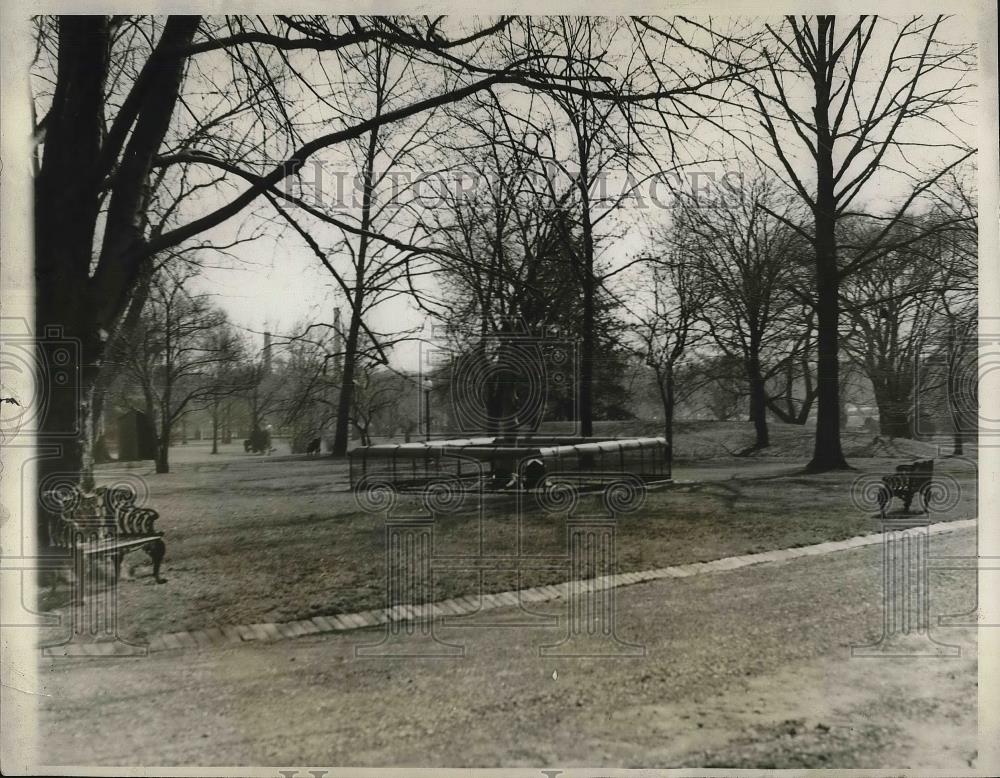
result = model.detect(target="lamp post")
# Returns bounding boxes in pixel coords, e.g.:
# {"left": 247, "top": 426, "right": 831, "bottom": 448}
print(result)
{"left": 423, "top": 376, "right": 432, "bottom": 441}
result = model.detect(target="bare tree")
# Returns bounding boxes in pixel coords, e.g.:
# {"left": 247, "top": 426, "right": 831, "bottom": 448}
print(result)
{"left": 452, "top": 15, "right": 751, "bottom": 436}
{"left": 238, "top": 337, "right": 286, "bottom": 450}
{"left": 32, "top": 15, "right": 734, "bottom": 517}
{"left": 528, "top": 17, "right": 635, "bottom": 437}
{"left": 276, "top": 326, "right": 341, "bottom": 452}
{"left": 936, "top": 176, "right": 978, "bottom": 455}
{"left": 119, "top": 269, "right": 240, "bottom": 472}
{"left": 629, "top": 258, "right": 710, "bottom": 452}
{"left": 914, "top": 168, "right": 978, "bottom": 452}
{"left": 937, "top": 304, "right": 977, "bottom": 454}
{"left": 425, "top": 95, "right": 583, "bottom": 433}
{"left": 521, "top": 17, "right": 726, "bottom": 435}
{"left": 725, "top": 15, "right": 976, "bottom": 469}
{"left": 349, "top": 364, "right": 412, "bottom": 446}
{"left": 671, "top": 175, "right": 809, "bottom": 450}
{"left": 841, "top": 217, "right": 951, "bottom": 439}
{"left": 206, "top": 324, "right": 246, "bottom": 454}
{"left": 764, "top": 309, "right": 817, "bottom": 426}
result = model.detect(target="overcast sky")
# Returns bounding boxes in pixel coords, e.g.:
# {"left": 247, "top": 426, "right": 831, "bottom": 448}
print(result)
{"left": 157, "top": 14, "right": 981, "bottom": 372}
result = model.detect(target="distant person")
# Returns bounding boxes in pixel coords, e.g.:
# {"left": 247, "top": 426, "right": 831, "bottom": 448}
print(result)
{"left": 306, "top": 437, "right": 321, "bottom": 456}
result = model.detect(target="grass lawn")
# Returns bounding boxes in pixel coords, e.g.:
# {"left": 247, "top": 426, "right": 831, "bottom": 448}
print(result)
{"left": 40, "top": 438, "right": 977, "bottom": 643}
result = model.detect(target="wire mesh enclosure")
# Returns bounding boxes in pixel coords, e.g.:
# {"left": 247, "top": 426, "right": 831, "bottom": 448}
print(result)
{"left": 349, "top": 436, "right": 671, "bottom": 491}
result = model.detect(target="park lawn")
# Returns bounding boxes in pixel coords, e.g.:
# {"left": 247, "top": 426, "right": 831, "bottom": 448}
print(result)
{"left": 43, "top": 453, "right": 977, "bottom": 643}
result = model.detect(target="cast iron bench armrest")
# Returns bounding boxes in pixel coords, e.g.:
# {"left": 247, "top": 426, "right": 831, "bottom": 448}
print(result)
{"left": 113, "top": 506, "right": 160, "bottom": 536}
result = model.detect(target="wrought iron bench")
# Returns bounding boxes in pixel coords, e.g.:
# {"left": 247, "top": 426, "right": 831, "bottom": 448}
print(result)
{"left": 46, "top": 485, "right": 166, "bottom": 599}
{"left": 878, "top": 459, "right": 935, "bottom": 517}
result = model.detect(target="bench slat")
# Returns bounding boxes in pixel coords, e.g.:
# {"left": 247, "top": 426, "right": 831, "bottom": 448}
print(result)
{"left": 80, "top": 535, "right": 164, "bottom": 555}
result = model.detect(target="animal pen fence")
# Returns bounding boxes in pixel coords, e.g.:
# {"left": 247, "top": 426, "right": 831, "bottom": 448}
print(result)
{"left": 349, "top": 436, "right": 671, "bottom": 492}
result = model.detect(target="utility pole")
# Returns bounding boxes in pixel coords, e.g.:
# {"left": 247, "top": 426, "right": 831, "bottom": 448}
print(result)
{"left": 424, "top": 377, "right": 432, "bottom": 441}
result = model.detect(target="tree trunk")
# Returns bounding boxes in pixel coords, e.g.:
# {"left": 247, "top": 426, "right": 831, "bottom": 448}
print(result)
{"left": 156, "top": 410, "right": 171, "bottom": 473}
{"left": 158, "top": 283, "right": 174, "bottom": 471}
{"left": 578, "top": 156, "right": 595, "bottom": 439}
{"left": 796, "top": 387, "right": 816, "bottom": 425}
{"left": 949, "top": 379, "right": 965, "bottom": 455}
{"left": 946, "top": 326, "right": 966, "bottom": 456}
{"left": 89, "top": 262, "right": 153, "bottom": 459}
{"left": 486, "top": 372, "right": 503, "bottom": 436}
{"left": 90, "top": 382, "right": 103, "bottom": 442}
{"left": 872, "top": 381, "right": 912, "bottom": 439}
{"left": 34, "top": 17, "right": 112, "bottom": 546}
{"left": 878, "top": 403, "right": 912, "bottom": 439}
{"left": 806, "top": 48, "right": 848, "bottom": 472}
{"left": 867, "top": 363, "right": 914, "bottom": 440}
{"left": 746, "top": 349, "right": 770, "bottom": 450}
{"left": 211, "top": 399, "right": 220, "bottom": 454}
{"left": 766, "top": 398, "right": 794, "bottom": 425}
{"left": 330, "top": 78, "right": 382, "bottom": 456}
{"left": 780, "top": 357, "right": 798, "bottom": 422}
{"left": 791, "top": 338, "right": 817, "bottom": 425}
{"left": 34, "top": 16, "right": 198, "bottom": 546}
{"left": 490, "top": 336, "right": 520, "bottom": 437}
{"left": 809, "top": 257, "right": 847, "bottom": 469}
{"left": 155, "top": 441, "right": 170, "bottom": 474}
{"left": 766, "top": 384, "right": 816, "bottom": 426}
{"left": 658, "top": 363, "right": 675, "bottom": 457}
{"left": 804, "top": 18, "right": 849, "bottom": 471}
{"left": 332, "top": 310, "right": 362, "bottom": 455}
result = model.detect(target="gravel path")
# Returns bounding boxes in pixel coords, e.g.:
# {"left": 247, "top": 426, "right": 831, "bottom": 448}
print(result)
{"left": 32, "top": 527, "right": 978, "bottom": 769}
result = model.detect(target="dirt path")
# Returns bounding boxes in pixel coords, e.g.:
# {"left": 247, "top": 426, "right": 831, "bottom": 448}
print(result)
{"left": 31, "top": 527, "right": 979, "bottom": 769}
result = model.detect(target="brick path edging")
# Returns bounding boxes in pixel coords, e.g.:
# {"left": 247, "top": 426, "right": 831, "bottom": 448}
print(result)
{"left": 52, "top": 518, "right": 976, "bottom": 657}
